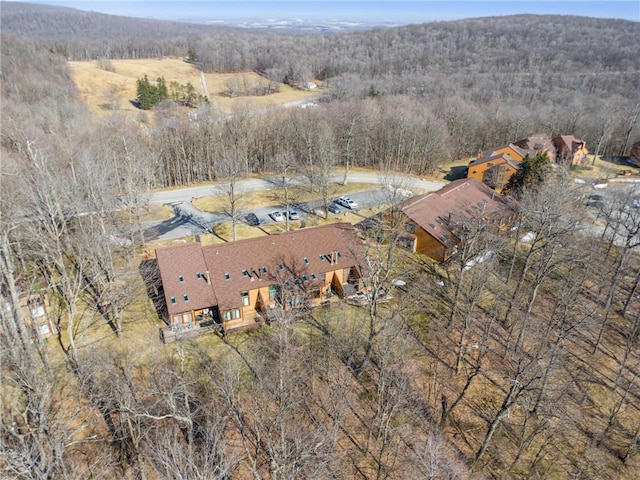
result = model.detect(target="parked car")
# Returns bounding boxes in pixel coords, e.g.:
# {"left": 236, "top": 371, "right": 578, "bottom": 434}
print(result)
{"left": 288, "top": 209, "right": 300, "bottom": 220}
{"left": 587, "top": 194, "right": 603, "bottom": 206}
{"left": 327, "top": 203, "right": 342, "bottom": 214}
{"left": 245, "top": 213, "right": 260, "bottom": 226}
{"left": 269, "top": 211, "right": 284, "bottom": 222}
{"left": 337, "top": 196, "right": 358, "bottom": 209}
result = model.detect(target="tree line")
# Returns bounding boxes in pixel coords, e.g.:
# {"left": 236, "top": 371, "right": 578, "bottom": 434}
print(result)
{"left": 1, "top": 15, "right": 639, "bottom": 479}
{"left": 2, "top": 136, "right": 638, "bottom": 477}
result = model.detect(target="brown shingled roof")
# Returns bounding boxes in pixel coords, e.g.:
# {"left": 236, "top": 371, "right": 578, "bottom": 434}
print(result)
{"left": 203, "top": 223, "right": 364, "bottom": 310}
{"left": 469, "top": 153, "right": 521, "bottom": 169}
{"left": 155, "top": 223, "right": 366, "bottom": 313}
{"left": 476, "top": 143, "right": 533, "bottom": 163}
{"left": 156, "top": 242, "right": 217, "bottom": 316}
{"left": 400, "top": 178, "right": 518, "bottom": 250}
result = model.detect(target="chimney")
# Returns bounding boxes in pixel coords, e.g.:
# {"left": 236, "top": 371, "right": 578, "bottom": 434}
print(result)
{"left": 477, "top": 151, "right": 482, "bottom": 159}
{"left": 205, "top": 271, "right": 211, "bottom": 285}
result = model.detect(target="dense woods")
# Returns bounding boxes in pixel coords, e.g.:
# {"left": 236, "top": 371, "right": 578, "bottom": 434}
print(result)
{"left": 1, "top": 3, "right": 640, "bottom": 479}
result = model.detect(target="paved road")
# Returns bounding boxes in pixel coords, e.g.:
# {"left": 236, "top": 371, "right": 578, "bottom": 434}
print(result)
{"left": 142, "top": 171, "right": 446, "bottom": 241}
{"left": 146, "top": 171, "right": 445, "bottom": 206}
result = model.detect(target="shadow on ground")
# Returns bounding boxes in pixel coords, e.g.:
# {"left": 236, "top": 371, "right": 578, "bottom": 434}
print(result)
{"left": 444, "top": 165, "right": 468, "bottom": 181}
{"left": 138, "top": 259, "right": 167, "bottom": 323}
{"left": 601, "top": 155, "right": 635, "bottom": 166}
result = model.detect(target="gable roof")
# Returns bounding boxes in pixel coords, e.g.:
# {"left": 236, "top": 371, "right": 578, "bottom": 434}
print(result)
{"left": 156, "top": 242, "right": 218, "bottom": 316}
{"left": 552, "top": 135, "right": 586, "bottom": 151}
{"left": 469, "top": 152, "right": 521, "bottom": 170}
{"left": 514, "top": 134, "right": 555, "bottom": 153}
{"left": 203, "top": 223, "right": 364, "bottom": 310}
{"left": 400, "top": 178, "right": 519, "bottom": 250}
{"left": 155, "top": 223, "right": 365, "bottom": 313}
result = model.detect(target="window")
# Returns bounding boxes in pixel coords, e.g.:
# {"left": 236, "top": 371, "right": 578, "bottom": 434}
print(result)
{"left": 406, "top": 223, "right": 416, "bottom": 233}
{"left": 311, "top": 273, "right": 317, "bottom": 280}
{"left": 304, "top": 257, "right": 309, "bottom": 264}
{"left": 295, "top": 278, "right": 301, "bottom": 285}
{"left": 261, "top": 266, "right": 268, "bottom": 274}
{"left": 241, "top": 291, "right": 250, "bottom": 306}
{"left": 178, "top": 275, "right": 184, "bottom": 283}
{"left": 279, "top": 263, "right": 284, "bottom": 270}
{"left": 196, "top": 272, "right": 201, "bottom": 279}
{"left": 222, "top": 309, "right": 241, "bottom": 321}
{"left": 319, "top": 254, "right": 325, "bottom": 260}
{"left": 183, "top": 294, "right": 189, "bottom": 301}
{"left": 242, "top": 269, "right": 249, "bottom": 277}
{"left": 170, "top": 297, "right": 176, "bottom": 304}
{"left": 302, "top": 274, "right": 308, "bottom": 282}
{"left": 224, "top": 272, "right": 230, "bottom": 280}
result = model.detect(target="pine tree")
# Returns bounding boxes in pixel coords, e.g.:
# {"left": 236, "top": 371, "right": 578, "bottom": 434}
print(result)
{"left": 135, "top": 75, "right": 153, "bottom": 110}
{"left": 503, "top": 152, "right": 551, "bottom": 197}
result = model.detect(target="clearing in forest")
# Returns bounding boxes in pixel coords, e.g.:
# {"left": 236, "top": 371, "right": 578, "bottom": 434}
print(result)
{"left": 68, "top": 57, "right": 320, "bottom": 120}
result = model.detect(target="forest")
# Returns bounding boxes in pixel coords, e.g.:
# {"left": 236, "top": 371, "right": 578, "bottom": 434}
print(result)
{"left": 1, "top": 2, "right": 640, "bottom": 479}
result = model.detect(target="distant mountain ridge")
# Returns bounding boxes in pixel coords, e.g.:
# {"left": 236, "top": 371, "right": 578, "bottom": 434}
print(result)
{"left": 0, "top": 1, "right": 222, "bottom": 37}
{"left": 0, "top": 1, "right": 393, "bottom": 35}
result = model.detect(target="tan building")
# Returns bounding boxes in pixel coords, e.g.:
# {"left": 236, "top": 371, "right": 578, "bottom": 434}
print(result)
{"left": 2, "top": 292, "right": 55, "bottom": 340}
{"left": 155, "top": 223, "right": 367, "bottom": 339}
{"left": 552, "top": 135, "right": 589, "bottom": 166}
{"left": 395, "top": 178, "right": 519, "bottom": 262}
{"left": 467, "top": 143, "right": 532, "bottom": 190}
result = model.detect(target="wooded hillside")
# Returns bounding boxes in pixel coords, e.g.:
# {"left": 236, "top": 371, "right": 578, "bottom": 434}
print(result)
{"left": 1, "top": 3, "right": 639, "bottom": 479}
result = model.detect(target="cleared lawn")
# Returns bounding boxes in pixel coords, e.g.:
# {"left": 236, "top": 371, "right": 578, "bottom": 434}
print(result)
{"left": 192, "top": 182, "right": 376, "bottom": 213}
{"left": 68, "top": 57, "right": 319, "bottom": 120}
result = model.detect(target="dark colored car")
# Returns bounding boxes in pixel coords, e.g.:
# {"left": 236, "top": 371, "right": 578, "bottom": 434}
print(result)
{"left": 587, "top": 194, "right": 603, "bottom": 206}
{"left": 288, "top": 209, "right": 300, "bottom": 220}
{"left": 245, "top": 213, "right": 260, "bottom": 226}
{"left": 328, "top": 203, "right": 342, "bottom": 214}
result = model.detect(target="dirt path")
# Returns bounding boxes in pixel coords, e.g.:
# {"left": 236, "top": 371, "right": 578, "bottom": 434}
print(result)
{"left": 200, "top": 69, "right": 210, "bottom": 102}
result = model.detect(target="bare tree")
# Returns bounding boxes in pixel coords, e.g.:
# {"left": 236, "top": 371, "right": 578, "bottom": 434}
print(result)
{"left": 217, "top": 153, "right": 245, "bottom": 241}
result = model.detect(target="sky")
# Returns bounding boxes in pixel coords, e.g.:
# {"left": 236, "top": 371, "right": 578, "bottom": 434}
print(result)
{"left": 16, "top": 1, "right": 640, "bottom": 23}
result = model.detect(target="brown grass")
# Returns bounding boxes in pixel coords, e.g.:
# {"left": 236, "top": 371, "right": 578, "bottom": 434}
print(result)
{"left": 68, "top": 57, "right": 319, "bottom": 121}
{"left": 192, "top": 182, "right": 378, "bottom": 213}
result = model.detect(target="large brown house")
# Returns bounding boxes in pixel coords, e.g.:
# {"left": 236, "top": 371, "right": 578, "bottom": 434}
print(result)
{"left": 551, "top": 135, "right": 589, "bottom": 166}
{"left": 395, "top": 178, "right": 519, "bottom": 262}
{"left": 469, "top": 135, "right": 589, "bottom": 189}
{"left": 155, "top": 223, "right": 367, "bottom": 338}
{"left": 466, "top": 143, "right": 533, "bottom": 189}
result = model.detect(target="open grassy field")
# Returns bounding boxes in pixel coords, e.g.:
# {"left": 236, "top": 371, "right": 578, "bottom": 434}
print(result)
{"left": 68, "top": 57, "right": 320, "bottom": 120}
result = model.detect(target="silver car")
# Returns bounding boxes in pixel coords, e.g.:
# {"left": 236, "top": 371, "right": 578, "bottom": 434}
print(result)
{"left": 269, "top": 211, "right": 284, "bottom": 222}
{"left": 337, "top": 196, "right": 358, "bottom": 209}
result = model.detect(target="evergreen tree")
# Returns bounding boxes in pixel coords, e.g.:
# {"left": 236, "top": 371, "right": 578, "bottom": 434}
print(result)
{"left": 135, "top": 75, "right": 169, "bottom": 110}
{"left": 135, "top": 75, "right": 154, "bottom": 110}
{"left": 503, "top": 152, "right": 551, "bottom": 197}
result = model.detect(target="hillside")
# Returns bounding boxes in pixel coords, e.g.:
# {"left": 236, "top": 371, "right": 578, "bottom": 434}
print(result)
{"left": 69, "top": 58, "right": 319, "bottom": 119}
{"left": 1, "top": 3, "right": 640, "bottom": 479}
{"left": 0, "top": 1, "right": 218, "bottom": 37}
